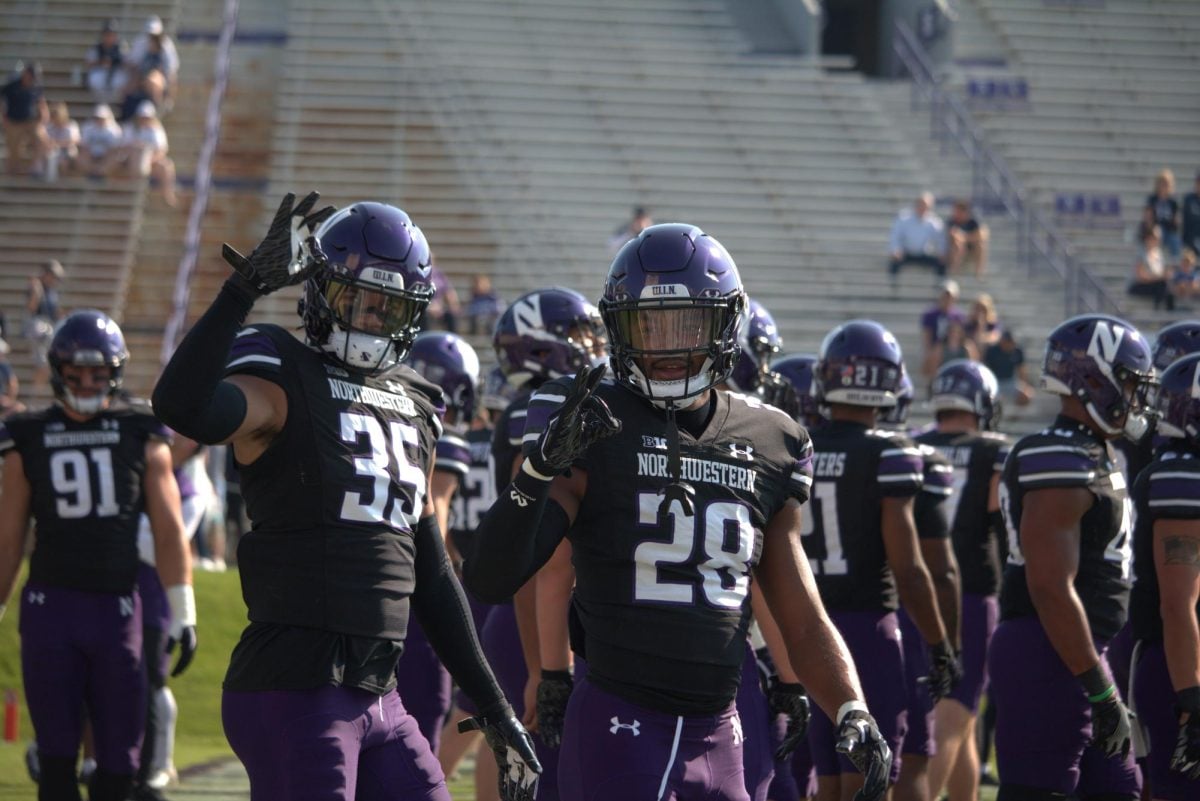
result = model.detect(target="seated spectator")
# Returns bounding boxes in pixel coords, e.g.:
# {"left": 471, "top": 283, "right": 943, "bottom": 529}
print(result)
{"left": 84, "top": 19, "right": 129, "bottom": 103}
{"left": 2, "top": 61, "right": 48, "bottom": 176}
{"left": 940, "top": 319, "right": 980, "bottom": 366}
{"left": 422, "top": 259, "right": 460, "bottom": 333}
{"left": 984, "top": 330, "right": 1034, "bottom": 409}
{"left": 1146, "top": 168, "right": 1181, "bottom": 259}
{"left": 116, "top": 101, "right": 176, "bottom": 206}
{"left": 78, "top": 103, "right": 123, "bottom": 177}
{"left": 608, "top": 206, "right": 653, "bottom": 256}
{"left": 117, "top": 69, "right": 165, "bottom": 123}
{"left": 24, "top": 259, "right": 66, "bottom": 389}
{"left": 965, "top": 292, "right": 1002, "bottom": 351}
{"left": 466, "top": 273, "right": 503, "bottom": 335}
{"left": 1183, "top": 170, "right": 1200, "bottom": 256}
{"left": 43, "top": 101, "right": 80, "bottom": 181}
{"left": 129, "top": 16, "right": 178, "bottom": 103}
{"left": 888, "top": 191, "right": 947, "bottom": 284}
{"left": 920, "top": 279, "right": 965, "bottom": 388}
{"left": 946, "top": 198, "right": 990, "bottom": 279}
{"left": 1171, "top": 247, "right": 1200, "bottom": 305}
{"left": 1127, "top": 224, "right": 1173, "bottom": 310}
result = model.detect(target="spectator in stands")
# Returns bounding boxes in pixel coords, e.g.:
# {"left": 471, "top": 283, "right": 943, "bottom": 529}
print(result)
{"left": 23, "top": 259, "right": 66, "bottom": 389}
{"left": 117, "top": 69, "right": 165, "bottom": 123}
{"left": 888, "top": 190, "right": 947, "bottom": 285}
{"left": 1127, "top": 223, "right": 1173, "bottom": 310}
{"left": 1182, "top": 170, "right": 1200, "bottom": 256}
{"left": 920, "top": 278, "right": 965, "bottom": 389}
{"left": 129, "top": 16, "right": 178, "bottom": 105}
{"left": 946, "top": 198, "right": 990, "bottom": 279}
{"left": 84, "top": 18, "right": 129, "bottom": 103}
{"left": 116, "top": 100, "right": 176, "bottom": 206}
{"left": 984, "top": 329, "right": 1033, "bottom": 410}
{"left": 0, "top": 338, "right": 23, "bottom": 418}
{"left": 422, "top": 258, "right": 461, "bottom": 332}
{"left": 608, "top": 205, "right": 653, "bottom": 256}
{"left": 466, "top": 273, "right": 503, "bottom": 335}
{"left": 43, "top": 101, "right": 80, "bottom": 181}
{"left": 940, "top": 318, "right": 979, "bottom": 366}
{"left": 2, "top": 61, "right": 48, "bottom": 176}
{"left": 78, "top": 103, "right": 122, "bottom": 177}
{"left": 964, "top": 292, "right": 1002, "bottom": 351}
{"left": 1170, "top": 247, "right": 1200, "bottom": 305}
{"left": 1145, "top": 168, "right": 1181, "bottom": 259}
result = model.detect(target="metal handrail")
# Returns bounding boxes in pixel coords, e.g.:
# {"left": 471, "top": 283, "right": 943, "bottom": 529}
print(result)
{"left": 893, "top": 20, "right": 1120, "bottom": 317}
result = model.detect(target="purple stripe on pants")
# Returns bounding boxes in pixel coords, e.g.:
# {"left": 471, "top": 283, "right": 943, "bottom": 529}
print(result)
{"left": 19, "top": 582, "right": 145, "bottom": 774}
{"left": 1133, "top": 640, "right": 1200, "bottom": 801}
{"left": 946, "top": 593, "right": 997, "bottom": 712}
{"left": 988, "top": 616, "right": 1141, "bottom": 796}
{"left": 898, "top": 609, "right": 934, "bottom": 757}
{"left": 558, "top": 676, "right": 750, "bottom": 800}
{"left": 735, "top": 641, "right": 774, "bottom": 801}
{"left": 222, "top": 685, "right": 450, "bottom": 801}
{"left": 806, "top": 610, "right": 905, "bottom": 785}
{"left": 394, "top": 616, "right": 451, "bottom": 755}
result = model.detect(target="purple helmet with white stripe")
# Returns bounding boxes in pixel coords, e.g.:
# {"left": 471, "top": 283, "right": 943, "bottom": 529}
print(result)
{"left": 879, "top": 367, "right": 914, "bottom": 426}
{"left": 299, "top": 202, "right": 434, "bottom": 374}
{"left": 492, "top": 287, "right": 606, "bottom": 390}
{"left": 816, "top": 319, "right": 905, "bottom": 408}
{"left": 728, "top": 298, "right": 783, "bottom": 393}
{"left": 1042, "top": 314, "right": 1156, "bottom": 440}
{"left": 1155, "top": 352, "right": 1200, "bottom": 445}
{"left": 406, "top": 332, "right": 481, "bottom": 423}
{"left": 1151, "top": 320, "right": 1200, "bottom": 371}
{"left": 49, "top": 309, "right": 128, "bottom": 415}
{"left": 771, "top": 354, "right": 823, "bottom": 427}
{"left": 931, "top": 358, "right": 1001, "bottom": 430}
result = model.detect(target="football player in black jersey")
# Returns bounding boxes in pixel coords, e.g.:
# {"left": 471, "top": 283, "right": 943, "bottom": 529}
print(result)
{"left": 152, "top": 194, "right": 538, "bottom": 801}
{"left": 913, "top": 359, "right": 1008, "bottom": 801}
{"left": 0, "top": 310, "right": 195, "bottom": 801}
{"left": 992, "top": 314, "right": 1153, "bottom": 800}
{"left": 805, "top": 320, "right": 956, "bottom": 801}
{"left": 1129, "top": 353, "right": 1200, "bottom": 799}
{"left": 468, "top": 224, "right": 893, "bottom": 801}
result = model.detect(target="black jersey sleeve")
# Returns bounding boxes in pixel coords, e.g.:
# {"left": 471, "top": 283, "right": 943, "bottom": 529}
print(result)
{"left": 786, "top": 422, "right": 815, "bottom": 504}
{"left": 877, "top": 435, "right": 924, "bottom": 497}
{"left": 224, "top": 325, "right": 285, "bottom": 380}
{"left": 1013, "top": 442, "right": 1098, "bottom": 490}
{"left": 915, "top": 444, "right": 953, "bottom": 540}
{"left": 1147, "top": 460, "right": 1200, "bottom": 520}
{"left": 434, "top": 431, "right": 472, "bottom": 478}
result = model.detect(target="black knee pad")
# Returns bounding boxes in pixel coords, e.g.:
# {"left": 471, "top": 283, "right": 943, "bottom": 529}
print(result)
{"left": 88, "top": 769, "right": 134, "bottom": 801}
{"left": 997, "top": 784, "right": 1068, "bottom": 801}
{"left": 37, "top": 755, "right": 82, "bottom": 801}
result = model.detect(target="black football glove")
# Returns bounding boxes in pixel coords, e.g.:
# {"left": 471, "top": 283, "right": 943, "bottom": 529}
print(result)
{"left": 1170, "top": 687, "right": 1200, "bottom": 779}
{"left": 922, "top": 640, "right": 963, "bottom": 703}
{"left": 527, "top": 365, "right": 621, "bottom": 478}
{"left": 1089, "top": 694, "right": 1134, "bottom": 760}
{"left": 166, "top": 625, "right": 197, "bottom": 677}
{"left": 536, "top": 669, "right": 573, "bottom": 749}
{"left": 769, "top": 682, "right": 812, "bottom": 761}
{"left": 835, "top": 708, "right": 892, "bottom": 801}
{"left": 459, "top": 712, "right": 542, "bottom": 801}
{"left": 222, "top": 191, "right": 336, "bottom": 297}
{"left": 757, "top": 371, "right": 801, "bottom": 418}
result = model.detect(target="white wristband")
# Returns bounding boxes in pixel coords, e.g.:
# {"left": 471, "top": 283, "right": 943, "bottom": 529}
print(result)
{"left": 836, "top": 700, "right": 869, "bottom": 724}
{"left": 167, "top": 584, "right": 197, "bottom": 637}
{"left": 521, "top": 459, "right": 553, "bottom": 482}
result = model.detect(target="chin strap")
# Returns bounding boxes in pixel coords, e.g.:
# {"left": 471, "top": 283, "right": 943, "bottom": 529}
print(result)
{"left": 658, "top": 403, "right": 696, "bottom": 519}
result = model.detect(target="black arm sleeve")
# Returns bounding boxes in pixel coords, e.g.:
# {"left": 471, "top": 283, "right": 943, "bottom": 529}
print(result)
{"left": 152, "top": 281, "right": 255, "bottom": 444}
{"left": 462, "top": 469, "right": 570, "bottom": 603}
{"left": 409, "top": 514, "right": 511, "bottom": 719}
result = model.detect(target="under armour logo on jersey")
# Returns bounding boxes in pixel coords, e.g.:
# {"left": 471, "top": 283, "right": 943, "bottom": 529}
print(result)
{"left": 728, "top": 442, "right": 754, "bottom": 460}
{"left": 642, "top": 435, "right": 668, "bottom": 450}
{"left": 384, "top": 380, "right": 408, "bottom": 396}
{"left": 119, "top": 596, "right": 134, "bottom": 617}
{"left": 1087, "top": 321, "right": 1126, "bottom": 364}
{"left": 27, "top": 591, "right": 45, "bottom": 606}
{"left": 730, "top": 712, "right": 745, "bottom": 746}
{"left": 609, "top": 717, "right": 641, "bottom": 736}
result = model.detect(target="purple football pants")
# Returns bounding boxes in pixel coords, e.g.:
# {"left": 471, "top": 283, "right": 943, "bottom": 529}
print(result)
{"left": 20, "top": 582, "right": 145, "bottom": 775}
{"left": 1133, "top": 640, "right": 1200, "bottom": 801}
{"left": 223, "top": 684, "right": 449, "bottom": 801}
{"left": 393, "top": 616, "right": 452, "bottom": 754}
{"left": 946, "top": 592, "right": 997, "bottom": 712}
{"left": 898, "top": 609, "right": 935, "bottom": 758}
{"left": 988, "top": 617, "right": 1141, "bottom": 796}
{"left": 735, "top": 641, "right": 774, "bottom": 801}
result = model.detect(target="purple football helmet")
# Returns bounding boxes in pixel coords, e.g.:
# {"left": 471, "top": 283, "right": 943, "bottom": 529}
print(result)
{"left": 816, "top": 320, "right": 905, "bottom": 408}
{"left": 879, "top": 367, "right": 914, "bottom": 426}
{"left": 728, "top": 298, "right": 783, "bottom": 393}
{"left": 1041, "top": 314, "right": 1156, "bottom": 440}
{"left": 1151, "top": 320, "right": 1200, "bottom": 371}
{"left": 49, "top": 309, "right": 129, "bottom": 415}
{"left": 931, "top": 358, "right": 1001, "bottom": 430}
{"left": 406, "top": 332, "right": 481, "bottom": 424}
{"left": 299, "top": 202, "right": 433, "bottom": 374}
{"left": 1155, "top": 353, "right": 1200, "bottom": 444}
{"left": 492, "top": 287, "right": 606, "bottom": 389}
{"left": 599, "top": 223, "right": 747, "bottom": 405}
{"left": 772, "top": 354, "right": 824, "bottom": 427}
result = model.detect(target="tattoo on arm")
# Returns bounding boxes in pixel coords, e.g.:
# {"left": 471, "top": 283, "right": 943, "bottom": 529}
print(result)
{"left": 1164, "top": 535, "right": 1200, "bottom": 567}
